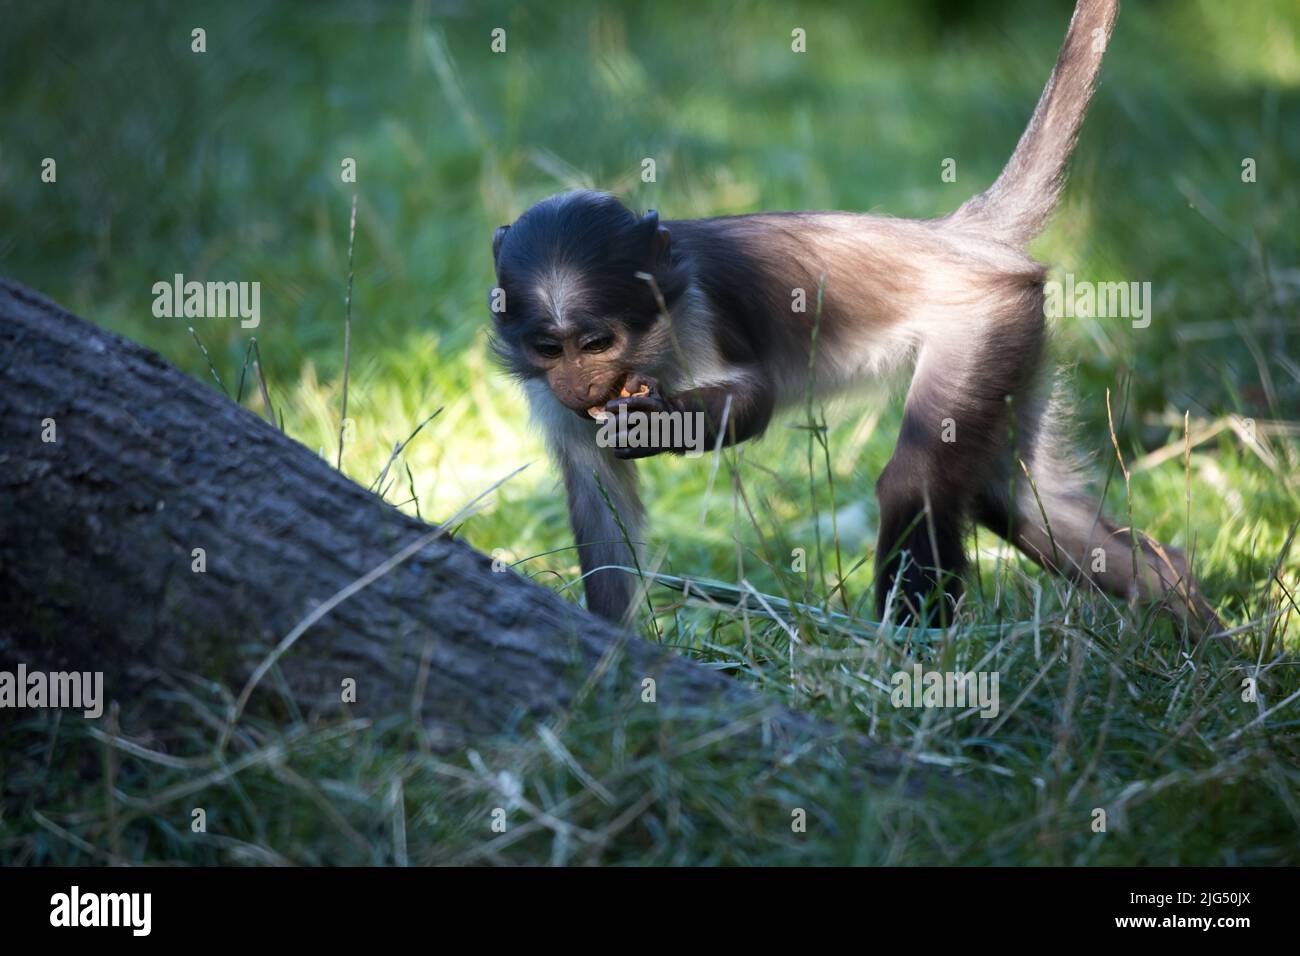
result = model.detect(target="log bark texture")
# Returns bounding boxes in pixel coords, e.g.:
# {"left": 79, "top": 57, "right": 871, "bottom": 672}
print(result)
{"left": 0, "top": 278, "right": 914, "bottom": 783}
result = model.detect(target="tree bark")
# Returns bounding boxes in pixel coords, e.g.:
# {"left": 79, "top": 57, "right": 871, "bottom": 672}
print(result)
{"left": 0, "top": 278, "right": 913, "bottom": 782}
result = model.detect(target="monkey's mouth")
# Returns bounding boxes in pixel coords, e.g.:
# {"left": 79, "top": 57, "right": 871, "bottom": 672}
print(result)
{"left": 586, "top": 376, "right": 649, "bottom": 420}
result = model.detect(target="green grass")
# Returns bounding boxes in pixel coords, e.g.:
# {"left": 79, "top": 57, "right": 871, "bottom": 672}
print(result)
{"left": 2, "top": 0, "right": 1298, "bottom": 865}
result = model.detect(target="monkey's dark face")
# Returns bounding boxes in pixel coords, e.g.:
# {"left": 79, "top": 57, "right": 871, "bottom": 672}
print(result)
{"left": 488, "top": 190, "right": 688, "bottom": 416}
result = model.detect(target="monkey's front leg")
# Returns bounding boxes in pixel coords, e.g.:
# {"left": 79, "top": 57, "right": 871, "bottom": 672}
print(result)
{"left": 556, "top": 439, "right": 645, "bottom": 622}
{"left": 603, "top": 373, "right": 775, "bottom": 460}
{"left": 530, "top": 383, "right": 646, "bottom": 622}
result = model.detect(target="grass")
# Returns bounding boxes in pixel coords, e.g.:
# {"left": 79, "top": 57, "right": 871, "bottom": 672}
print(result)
{"left": 1, "top": 0, "right": 1298, "bottom": 865}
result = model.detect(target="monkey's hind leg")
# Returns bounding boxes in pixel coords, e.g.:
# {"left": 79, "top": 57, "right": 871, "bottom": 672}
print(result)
{"left": 874, "top": 317, "right": 1040, "bottom": 624}
{"left": 975, "top": 392, "right": 1222, "bottom": 635}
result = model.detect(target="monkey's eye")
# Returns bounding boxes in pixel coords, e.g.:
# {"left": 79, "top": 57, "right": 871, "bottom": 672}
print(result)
{"left": 580, "top": 333, "right": 615, "bottom": 354}
{"left": 531, "top": 340, "right": 562, "bottom": 359}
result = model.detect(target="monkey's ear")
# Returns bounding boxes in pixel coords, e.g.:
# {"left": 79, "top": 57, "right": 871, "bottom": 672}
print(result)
{"left": 641, "top": 209, "right": 671, "bottom": 262}
{"left": 654, "top": 225, "right": 671, "bottom": 261}
{"left": 492, "top": 224, "right": 510, "bottom": 264}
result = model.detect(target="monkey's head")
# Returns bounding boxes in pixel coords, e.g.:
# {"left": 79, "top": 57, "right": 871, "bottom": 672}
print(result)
{"left": 488, "top": 190, "right": 689, "bottom": 416}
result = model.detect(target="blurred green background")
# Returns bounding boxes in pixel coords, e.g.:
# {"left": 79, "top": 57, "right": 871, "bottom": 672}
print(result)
{"left": 2, "top": 0, "right": 1298, "bottom": 622}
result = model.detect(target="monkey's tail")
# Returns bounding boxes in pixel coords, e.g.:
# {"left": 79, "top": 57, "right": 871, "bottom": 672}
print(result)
{"left": 948, "top": 0, "right": 1119, "bottom": 247}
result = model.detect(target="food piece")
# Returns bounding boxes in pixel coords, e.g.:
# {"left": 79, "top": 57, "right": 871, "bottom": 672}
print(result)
{"left": 586, "top": 376, "right": 654, "bottom": 418}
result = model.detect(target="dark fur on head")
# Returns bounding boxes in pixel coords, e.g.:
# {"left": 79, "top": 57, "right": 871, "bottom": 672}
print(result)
{"left": 489, "top": 192, "right": 690, "bottom": 413}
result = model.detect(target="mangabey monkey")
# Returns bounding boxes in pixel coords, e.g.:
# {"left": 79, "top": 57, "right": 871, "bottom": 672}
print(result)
{"left": 488, "top": 0, "right": 1219, "bottom": 633}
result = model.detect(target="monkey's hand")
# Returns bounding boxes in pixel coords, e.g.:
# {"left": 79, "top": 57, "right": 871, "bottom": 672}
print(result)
{"left": 603, "top": 373, "right": 777, "bottom": 459}
{"left": 602, "top": 374, "right": 678, "bottom": 459}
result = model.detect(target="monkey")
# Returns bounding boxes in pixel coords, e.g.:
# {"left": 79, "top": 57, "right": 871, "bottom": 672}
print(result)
{"left": 487, "top": 0, "right": 1221, "bottom": 634}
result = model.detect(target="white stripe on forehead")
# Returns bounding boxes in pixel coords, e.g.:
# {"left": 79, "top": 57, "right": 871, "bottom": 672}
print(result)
{"left": 534, "top": 266, "right": 586, "bottom": 334}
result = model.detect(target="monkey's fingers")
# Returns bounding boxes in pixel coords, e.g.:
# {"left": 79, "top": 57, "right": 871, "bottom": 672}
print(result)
{"left": 612, "top": 442, "right": 669, "bottom": 460}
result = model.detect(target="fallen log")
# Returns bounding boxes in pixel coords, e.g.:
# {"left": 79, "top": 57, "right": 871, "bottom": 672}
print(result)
{"left": 0, "top": 278, "right": 916, "bottom": 787}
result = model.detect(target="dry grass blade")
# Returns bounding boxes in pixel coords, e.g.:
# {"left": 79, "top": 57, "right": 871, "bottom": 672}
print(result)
{"left": 337, "top": 194, "right": 358, "bottom": 470}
